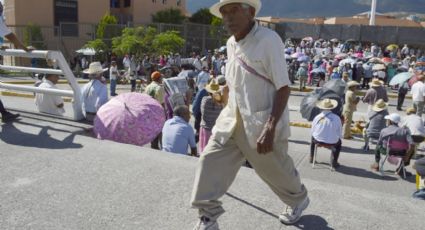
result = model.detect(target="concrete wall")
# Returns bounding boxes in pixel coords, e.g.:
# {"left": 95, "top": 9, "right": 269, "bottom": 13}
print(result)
{"left": 324, "top": 17, "right": 422, "bottom": 28}
{"left": 5, "top": 0, "right": 54, "bottom": 26}
{"left": 78, "top": 0, "right": 110, "bottom": 24}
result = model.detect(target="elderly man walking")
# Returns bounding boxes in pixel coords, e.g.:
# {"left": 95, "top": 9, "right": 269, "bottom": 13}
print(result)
{"left": 191, "top": 1, "right": 308, "bottom": 229}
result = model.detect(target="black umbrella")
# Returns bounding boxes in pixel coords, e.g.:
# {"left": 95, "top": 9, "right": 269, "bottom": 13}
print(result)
{"left": 322, "top": 79, "right": 346, "bottom": 97}
{"left": 300, "top": 88, "right": 344, "bottom": 121}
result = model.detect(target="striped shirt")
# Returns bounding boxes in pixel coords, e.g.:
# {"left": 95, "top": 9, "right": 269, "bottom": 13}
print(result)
{"left": 200, "top": 96, "right": 223, "bottom": 130}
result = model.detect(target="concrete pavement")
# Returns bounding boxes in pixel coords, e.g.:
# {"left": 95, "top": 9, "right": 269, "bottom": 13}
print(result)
{"left": 1, "top": 93, "right": 424, "bottom": 229}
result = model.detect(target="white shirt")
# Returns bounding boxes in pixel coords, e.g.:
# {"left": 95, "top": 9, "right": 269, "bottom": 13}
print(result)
{"left": 411, "top": 81, "right": 425, "bottom": 102}
{"left": 311, "top": 111, "right": 342, "bottom": 144}
{"left": 109, "top": 66, "right": 118, "bottom": 80}
{"left": 0, "top": 17, "right": 11, "bottom": 37}
{"left": 81, "top": 79, "right": 108, "bottom": 114}
{"left": 35, "top": 80, "right": 65, "bottom": 116}
{"left": 402, "top": 114, "right": 425, "bottom": 137}
{"left": 212, "top": 22, "right": 291, "bottom": 148}
{"left": 196, "top": 71, "right": 210, "bottom": 90}
{"left": 193, "top": 58, "right": 202, "bottom": 71}
{"left": 123, "top": 57, "right": 131, "bottom": 69}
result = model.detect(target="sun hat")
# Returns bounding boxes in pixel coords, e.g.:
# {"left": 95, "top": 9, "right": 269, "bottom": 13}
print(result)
{"left": 372, "top": 99, "right": 388, "bottom": 112}
{"left": 347, "top": 81, "right": 360, "bottom": 88}
{"left": 151, "top": 71, "right": 162, "bottom": 81}
{"left": 384, "top": 113, "right": 401, "bottom": 124}
{"left": 406, "top": 107, "right": 416, "bottom": 115}
{"left": 369, "top": 78, "right": 383, "bottom": 87}
{"left": 83, "top": 62, "right": 108, "bottom": 75}
{"left": 210, "top": 0, "right": 262, "bottom": 18}
{"left": 316, "top": 98, "right": 338, "bottom": 110}
{"left": 205, "top": 79, "right": 220, "bottom": 94}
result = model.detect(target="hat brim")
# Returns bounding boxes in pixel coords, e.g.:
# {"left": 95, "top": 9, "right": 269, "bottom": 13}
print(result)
{"left": 205, "top": 85, "right": 220, "bottom": 94}
{"left": 316, "top": 101, "right": 338, "bottom": 110}
{"left": 83, "top": 68, "right": 108, "bottom": 75}
{"left": 372, "top": 104, "right": 388, "bottom": 112}
{"left": 210, "top": 0, "right": 261, "bottom": 18}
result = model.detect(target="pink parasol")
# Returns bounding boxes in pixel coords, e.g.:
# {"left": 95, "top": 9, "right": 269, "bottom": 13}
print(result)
{"left": 94, "top": 93, "right": 165, "bottom": 146}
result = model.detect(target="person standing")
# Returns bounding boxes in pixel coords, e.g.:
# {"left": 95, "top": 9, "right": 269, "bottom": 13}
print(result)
{"left": 362, "top": 78, "right": 388, "bottom": 115}
{"left": 191, "top": 1, "right": 308, "bottom": 229}
{"left": 397, "top": 81, "right": 409, "bottom": 111}
{"left": 196, "top": 66, "right": 210, "bottom": 92}
{"left": 296, "top": 63, "right": 308, "bottom": 91}
{"left": 411, "top": 74, "right": 425, "bottom": 118}
{"left": 109, "top": 61, "right": 119, "bottom": 96}
{"left": 342, "top": 81, "right": 360, "bottom": 139}
{"left": 129, "top": 55, "right": 137, "bottom": 92}
{"left": 145, "top": 71, "right": 165, "bottom": 150}
{"left": 35, "top": 74, "right": 65, "bottom": 116}
{"left": 81, "top": 62, "right": 108, "bottom": 122}
{"left": 0, "top": 1, "right": 33, "bottom": 122}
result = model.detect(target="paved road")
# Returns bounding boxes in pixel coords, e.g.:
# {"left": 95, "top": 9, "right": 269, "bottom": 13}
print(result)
{"left": 1, "top": 83, "right": 424, "bottom": 229}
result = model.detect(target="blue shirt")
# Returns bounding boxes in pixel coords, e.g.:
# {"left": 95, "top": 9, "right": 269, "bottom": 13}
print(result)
{"left": 192, "top": 89, "right": 208, "bottom": 118}
{"left": 81, "top": 79, "right": 108, "bottom": 114}
{"left": 162, "top": 116, "right": 196, "bottom": 155}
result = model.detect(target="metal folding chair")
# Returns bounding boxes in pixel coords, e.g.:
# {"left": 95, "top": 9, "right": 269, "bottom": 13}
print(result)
{"left": 312, "top": 143, "right": 336, "bottom": 171}
{"left": 380, "top": 137, "right": 409, "bottom": 178}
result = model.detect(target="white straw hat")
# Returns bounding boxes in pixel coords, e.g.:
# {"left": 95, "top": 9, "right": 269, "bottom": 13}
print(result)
{"left": 316, "top": 99, "right": 338, "bottom": 110}
{"left": 83, "top": 62, "right": 108, "bottom": 75}
{"left": 210, "top": 0, "right": 262, "bottom": 18}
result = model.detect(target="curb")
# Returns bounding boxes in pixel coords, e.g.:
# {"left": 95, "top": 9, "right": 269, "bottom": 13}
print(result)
{"left": 289, "top": 86, "right": 410, "bottom": 99}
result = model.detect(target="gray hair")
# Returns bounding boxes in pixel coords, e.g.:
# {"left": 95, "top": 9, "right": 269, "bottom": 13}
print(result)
{"left": 173, "top": 105, "right": 189, "bottom": 117}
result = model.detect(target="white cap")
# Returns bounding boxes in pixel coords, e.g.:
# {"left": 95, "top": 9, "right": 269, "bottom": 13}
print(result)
{"left": 384, "top": 113, "right": 401, "bottom": 124}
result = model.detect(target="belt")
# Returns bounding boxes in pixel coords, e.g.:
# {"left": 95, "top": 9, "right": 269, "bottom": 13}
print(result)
{"left": 86, "top": 112, "right": 96, "bottom": 115}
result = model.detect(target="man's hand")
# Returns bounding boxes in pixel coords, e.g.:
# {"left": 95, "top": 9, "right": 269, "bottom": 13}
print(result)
{"left": 256, "top": 121, "right": 275, "bottom": 154}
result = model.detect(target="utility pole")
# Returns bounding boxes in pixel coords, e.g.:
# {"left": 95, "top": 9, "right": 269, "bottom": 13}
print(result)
{"left": 369, "top": 0, "right": 377, "bottom": 26}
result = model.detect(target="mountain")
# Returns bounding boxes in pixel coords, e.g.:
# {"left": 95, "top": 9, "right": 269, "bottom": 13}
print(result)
{"left": 187, "top": 0, "right": 425, "bottom": 18}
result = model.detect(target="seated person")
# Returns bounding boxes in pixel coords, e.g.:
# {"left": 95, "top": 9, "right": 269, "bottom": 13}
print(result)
{"left": 310, "top": 99, "right": 342, "bottom": 168}
{"left": 81, "top": 62, "right": 108, "bottom": 122}
{"left": 412, "top": 157, "right": 425, "bottom": 200}
{"left": 401, "top": 107, "right": 425, "bottom": 144}
{"left": 363, "top": 99, "right": 389, "bottom": 151}
{"left": 162, "top": 105, "right": 197, "bottom": 156}
{"left": 35, "top": 74, "right": 65, "bottom": 116}
{"left": 370, "top": 113, "right": 414, "bottom": 175}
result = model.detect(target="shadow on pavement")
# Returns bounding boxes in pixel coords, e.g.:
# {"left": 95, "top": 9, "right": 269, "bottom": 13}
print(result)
{"left": 337, "top": 165, "right": 397, "bottom": 181}
{"left": 289, "top": 139, "right": 311, "bottom": 146}
{"left": 225, "top": 192, "right": 278, "bottom": 219}
{"left": 0, "top": 122, "right": 83, "bottom": 149}
{"left": 293, "top": 215, "right": 334, "bottom": 230}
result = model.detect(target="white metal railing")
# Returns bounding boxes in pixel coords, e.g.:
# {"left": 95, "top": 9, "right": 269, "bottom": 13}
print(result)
{"left": 0, "top": 49, "right": 84, "bottom": 120}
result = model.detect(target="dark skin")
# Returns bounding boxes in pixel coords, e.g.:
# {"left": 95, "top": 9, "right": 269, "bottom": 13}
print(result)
{"left": 220, "top": 4, "right": 291, "bottom": 154}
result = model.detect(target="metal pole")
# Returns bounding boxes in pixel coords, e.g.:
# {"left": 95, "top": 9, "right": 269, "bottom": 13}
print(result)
{"left": 369, "top": 0, "right": 377, "bottom": 26}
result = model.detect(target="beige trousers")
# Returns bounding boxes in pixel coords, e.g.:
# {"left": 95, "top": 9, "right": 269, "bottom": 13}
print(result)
{"left": 343, "top": 110, "right": 353, "bottom": 138}
{"left": 190, "top": 112, "right": 307, "bottom": 220}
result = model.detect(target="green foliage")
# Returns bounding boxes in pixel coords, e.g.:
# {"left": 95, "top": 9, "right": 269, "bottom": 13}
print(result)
{"left": 211, "top": 17, "right": 223, "bottom": 27}
{"left": 189, "top": 8, "right": 214, "bottom": 25}
{"left": 152, "top": 8, "right": 186, "bottom": 24}
{"left": 112, "top": 26, "right": 158, "bottom": 57}
{"left": 84, "top": 39, "right": 107, "bottom": 61}
{"left": 23, "top": 23, "right": 46, "bottom": 49}
{"left": 96, "top": 13, "right": 118, "bottom": 39}
{"left": 210, "top": 16, "right": 227, "bottom": 44}
{"left": 152, "top": 31, "right": 185, "bottom": 55}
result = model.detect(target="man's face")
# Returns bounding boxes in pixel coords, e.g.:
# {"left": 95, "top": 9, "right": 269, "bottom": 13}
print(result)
{"left": 220, "top": 3, "right": 253, "bottom": 36}
{"left": 48, "top": 75, "right": 59, "bottom": 84}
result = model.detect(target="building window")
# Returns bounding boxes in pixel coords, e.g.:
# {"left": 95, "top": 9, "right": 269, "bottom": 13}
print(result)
{"left": 177, "top": 0, "right": 181, "bottom": 6}
{"left": 152, "top": 0, "right": 156, "bottom": 3}
{"left": 54, "top": 0, "right": 78, "bottom": 37}
{"left": 162, "top": 0, "right": 167, "bottom": 4}
{"left": 110, "top": 0, "right": 120, "bottom": 8}
{"left": 124, "top": 0, "right": 131, "bottom": 7}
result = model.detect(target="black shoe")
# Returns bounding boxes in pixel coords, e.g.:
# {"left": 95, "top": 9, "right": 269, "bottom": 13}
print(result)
{"left": 332, "top": 161, "right": 340, "bottom": 169}
{"left": 1, "top": 112, "right": 20, "bottom": 122}
{"left": 397, "top": 108, "right": 402, "bottom": 111}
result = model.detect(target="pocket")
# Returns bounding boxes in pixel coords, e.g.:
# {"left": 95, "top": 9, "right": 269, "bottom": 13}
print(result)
{"left": 243, "top": 109, "right": 271, "bottom": 148}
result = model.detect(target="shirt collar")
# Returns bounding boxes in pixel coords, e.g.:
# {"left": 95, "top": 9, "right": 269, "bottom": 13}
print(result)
{"left": 43, "top": 79, "right": 54, "bottom": 85}
{"left": 230, "top": 21, "right": 259, "bottom": 46}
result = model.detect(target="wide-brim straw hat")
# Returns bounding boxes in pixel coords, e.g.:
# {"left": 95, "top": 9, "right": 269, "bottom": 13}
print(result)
{"left": 369, "top": 78, "right": 383, "bottom": 87}
{"left": 83, "top": 62, "right": 108, "bottom": 75}
{"left": 205, "top": 79, "right": 221, "bottom": 94}
{"left": 347, "top": 81, "right": 360, "bottom": 88}
{"left": 372, "top": 99, "right": 388, "bottom": 112}
{"left": 406, "top": 107, "right": 416, "bottom": 115}
{"left": 210, "top": 0, "right": 262, "bottom": 18}
{"left": 316, "top": 98, "right": 338, "bottom": 110}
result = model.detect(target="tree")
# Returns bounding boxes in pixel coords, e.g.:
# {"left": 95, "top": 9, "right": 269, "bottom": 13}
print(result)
{"left": 96, "top": 13, "right": 118, "bottom": 39}
{"left": 152, "top": 31, "right": 185, "bottom": 55}
{"left": 23, "top": 23, "right": 46, "bottom": 49}
{"left": 152, "top": 8, "right": 186, "bottom": 24}
{"left": 189, "top": 8, "right": 214, "bottom": 25}
{"left": 84, "top": 39, "right": 107, "bottom": 61}
{"left": 111, "top": 26, "right": 158, "bottom": 57}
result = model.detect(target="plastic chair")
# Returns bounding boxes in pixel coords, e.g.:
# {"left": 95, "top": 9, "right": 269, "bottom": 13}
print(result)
{"left": 380, "top": 137, "right": 409, "bottom": 178}
{"left": 312, "top": 143, "right": 336, "bottom": 171}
